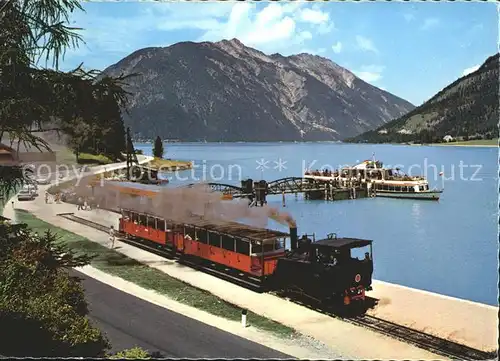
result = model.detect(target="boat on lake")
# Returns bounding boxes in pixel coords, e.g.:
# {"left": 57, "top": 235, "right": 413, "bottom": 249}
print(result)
{"left": 304, "top": 157, "right": 443, "bottom": 201}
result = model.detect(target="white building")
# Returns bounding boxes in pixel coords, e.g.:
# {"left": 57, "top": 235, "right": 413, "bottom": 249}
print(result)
{"left": 443, "top": 135, "right": 454, "bottom": 142}
{"left": 397, "top": 129, "right": 412, "bottom": 135}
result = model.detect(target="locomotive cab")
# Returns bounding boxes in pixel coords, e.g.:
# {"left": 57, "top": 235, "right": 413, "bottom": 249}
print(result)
{"left": 313, "top": 235, "right": 373, "bottom": 305}
{"left": 273, "top": 232, "right": 373, "bottom": 308}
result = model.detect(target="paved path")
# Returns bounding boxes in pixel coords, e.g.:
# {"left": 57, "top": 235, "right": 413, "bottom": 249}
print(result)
{"left": 74, "top": 269, "right": 290, "bottom": 358}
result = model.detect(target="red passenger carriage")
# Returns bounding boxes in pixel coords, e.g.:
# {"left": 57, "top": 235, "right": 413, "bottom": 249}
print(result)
{"left": 108, "top": 182, "right": 290, "bottom": 279}
{"left": 119, "top": 208, "right": 289, "bottom": 278}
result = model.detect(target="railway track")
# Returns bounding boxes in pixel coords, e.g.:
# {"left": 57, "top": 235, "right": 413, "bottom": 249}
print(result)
{"left": 348, "top": 315, "right": 496, "bottom": 360}
{"left": 58, "top": 213, "right": 497, "bottom": 361}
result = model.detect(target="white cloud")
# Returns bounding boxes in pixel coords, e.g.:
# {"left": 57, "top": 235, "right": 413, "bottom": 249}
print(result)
{"left": 355, "top": 35, "right": 378, "bottom": 54}
{"left": 298, "top": 8, "right": 329, "bottom": 24}
{"left": 420, "top": 18, "right": 440, "bottom": 31}
{"left": 354, "top": 65, "right": 385, "bottom": 83}
{"left": 198, "top": 3, "right": 327, "bottom": 53}
{"left": 199, "top": 3, "right": 297, "bottom": 48}
{"left": 63, "top": 3, "right": 336, "bottom": 69}
{"left": 462, "top": 64, "right": 480, "bottom": 77}
{"left": 331, "top": 41, "right": 342, "bottom": 54}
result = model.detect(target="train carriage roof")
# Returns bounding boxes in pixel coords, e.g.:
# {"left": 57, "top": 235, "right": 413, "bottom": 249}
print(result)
{"left": 121, "top": 208, "right": 289, "bottom": 242}
{"left": 314, "top": 237, "right": 372, "bottom": 249}
{"left": 185, "top": 219, "right": 290, "bottom": 241}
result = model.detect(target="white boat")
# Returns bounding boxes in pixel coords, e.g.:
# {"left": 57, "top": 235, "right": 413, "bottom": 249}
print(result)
{"left": 304, "top": 157, "right": 443, "bottom": 201}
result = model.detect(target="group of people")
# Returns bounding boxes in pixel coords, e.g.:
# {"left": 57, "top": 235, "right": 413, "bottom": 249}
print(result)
{"left": 304, "top": 169, "right": 339, "bottom": 177}
{"left": 45, "top": 192, "right": 63, "bottom": 204}
{"left": 76, "top": 196, "right": 93, "bottom": 211}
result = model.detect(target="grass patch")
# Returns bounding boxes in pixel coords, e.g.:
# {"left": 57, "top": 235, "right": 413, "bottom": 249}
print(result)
{"left": 78, "top": 153, "right": 113, "bottom": 165}
{"left": 433, "top": 138, "right": 498, "bottom": 146}
{"left": 146, "top": 158, "right": 192, "bottom": 171}
{"left": 14, "top": 211, "right": 296, "bottom": 338}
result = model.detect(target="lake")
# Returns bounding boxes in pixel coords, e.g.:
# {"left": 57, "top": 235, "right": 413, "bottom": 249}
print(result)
{"left": 135, "top": 142, "right": 498, "bottom": 306}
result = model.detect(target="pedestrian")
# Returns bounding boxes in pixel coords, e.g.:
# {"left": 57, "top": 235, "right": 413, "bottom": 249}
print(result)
{"left": 83, "top": 198, "right": 88, "bottom": 211}
{"left": 109, "top": 226, "right": 115, "bottom": 248}
{"left": 77, "top": 197, "right": 83, "bottom": 210}
{"left": 45, "top": 192, "right": 49, "bottom": 204}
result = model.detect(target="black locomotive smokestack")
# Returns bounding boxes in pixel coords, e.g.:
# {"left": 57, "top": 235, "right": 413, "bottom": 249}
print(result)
{"left": 290, "top": 226, "right": 298, "bottom": 250}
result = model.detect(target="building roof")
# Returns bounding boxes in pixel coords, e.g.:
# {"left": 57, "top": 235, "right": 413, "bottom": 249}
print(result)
{"left": 314, "top": 237, "right": 372, "bottom": 249}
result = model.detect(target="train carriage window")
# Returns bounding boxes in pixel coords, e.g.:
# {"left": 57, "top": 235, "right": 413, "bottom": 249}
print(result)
{"left": 221, "top": 235, "right": 235, "bottom": 251}
{"left": 262, "top": 243, "right": 274, "bottom": 253}
{"left": 252, "top": 242, "right": 262, "bottom": 254}
{"left": 251, "top": 241, "right": 273, "bottom": 254}
{"left": 185, "top": 226, "right": 196, "bottom": 240}
{"left": 139, "top": 214, "right": 147, "bottom": 225}
{"left": 147, "top": 216, "right": 156, "bottom": 229}
{"left": 131, "top": 212, "right": 138, "bottom": 223}
{"left": 275, "top": 238, "right": 285, "bottom": 250}
{"left": 208, "top": 231, "right": 221, "bottom": 247}
{"left": 196, "top": 228, "right": 208, "bottom": 244}
{"left": 157, "top": 219, "right": 165, "bottom": 231}
{"left": 235, "top": 239, "right": 250, "bottom": 255}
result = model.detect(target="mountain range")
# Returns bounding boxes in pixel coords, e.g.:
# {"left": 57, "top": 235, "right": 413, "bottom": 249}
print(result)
{"left": 102, "top": 39, "right": 414, "bottom": 142}
{"left": 347, "top": 53, "right": 499, "bottom": 144}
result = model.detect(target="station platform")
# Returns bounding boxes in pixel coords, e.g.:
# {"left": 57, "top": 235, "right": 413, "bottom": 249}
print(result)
{"left": 5, "top": 163, "right": 498, "bottom": 357}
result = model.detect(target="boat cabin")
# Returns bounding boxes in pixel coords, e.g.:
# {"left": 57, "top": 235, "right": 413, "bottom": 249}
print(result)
{"left": 374, "top": 183, "right": 430, "bottom": 193}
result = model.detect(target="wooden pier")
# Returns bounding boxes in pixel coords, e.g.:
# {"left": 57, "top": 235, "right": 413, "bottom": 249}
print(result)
{"left": 185, "top": 177, "right": 368, "bottom": 205}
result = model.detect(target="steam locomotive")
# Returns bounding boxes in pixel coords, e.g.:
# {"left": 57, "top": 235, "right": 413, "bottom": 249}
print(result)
{"left": 117, "top": 206, "right": 374, "bottom": 308}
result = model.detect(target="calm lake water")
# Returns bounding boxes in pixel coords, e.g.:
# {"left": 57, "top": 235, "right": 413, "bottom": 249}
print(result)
{"left": 135, "top": 142, "right": 498, "bottom": 306}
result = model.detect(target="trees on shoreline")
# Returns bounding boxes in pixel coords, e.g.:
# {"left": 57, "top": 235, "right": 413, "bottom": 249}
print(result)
{"left": 153, "top": 136, "right": 164, "bottom": 159}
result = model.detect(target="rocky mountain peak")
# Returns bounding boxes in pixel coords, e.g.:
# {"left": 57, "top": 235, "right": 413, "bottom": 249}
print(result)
{"left": 102, "top": 39, "right": 415, "bottom": 142}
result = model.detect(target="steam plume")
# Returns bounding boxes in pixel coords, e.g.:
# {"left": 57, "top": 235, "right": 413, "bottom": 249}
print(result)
{"left": 70, "top": 180, "right": 296, "bottom": 230}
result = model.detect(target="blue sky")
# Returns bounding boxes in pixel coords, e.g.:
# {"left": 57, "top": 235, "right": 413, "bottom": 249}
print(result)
{"left": 60, "top": 1, "right": 498, "bottom": 105}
